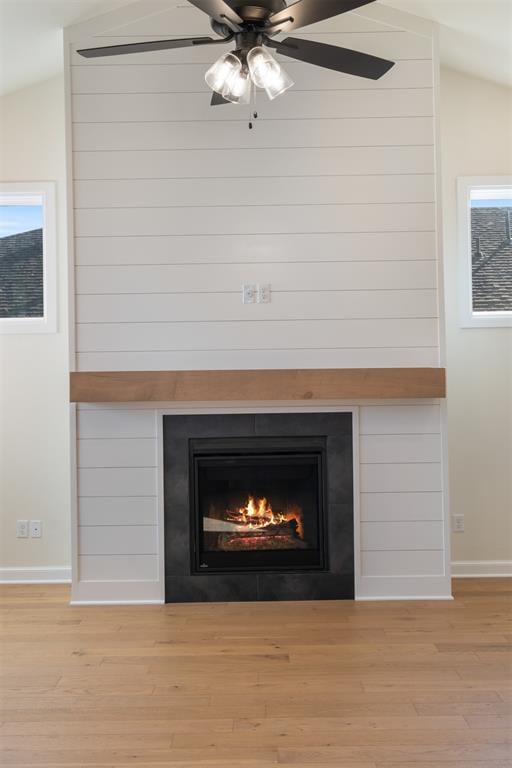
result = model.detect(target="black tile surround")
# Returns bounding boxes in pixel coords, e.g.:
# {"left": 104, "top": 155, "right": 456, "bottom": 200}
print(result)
{"left": 163, "top": 413, "right": 354, "bottom": 602}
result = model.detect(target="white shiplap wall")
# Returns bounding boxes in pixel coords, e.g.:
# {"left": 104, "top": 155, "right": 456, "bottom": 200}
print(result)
{"left": 74, "top": 402, "right": 448, "bottom": 602}
{"left": 69, "top": 5, "right": 439, "bottom": 372}
{"left": 67, "top": 3, "right": 449, "bottom": 602}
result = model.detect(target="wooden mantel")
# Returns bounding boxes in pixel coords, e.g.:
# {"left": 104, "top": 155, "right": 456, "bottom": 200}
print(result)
{"left": 70, "top": 368, "right": 446, "bottom": 403}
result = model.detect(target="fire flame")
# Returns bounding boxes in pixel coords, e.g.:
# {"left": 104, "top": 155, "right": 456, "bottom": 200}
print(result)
{"left": 226, "top": 496, "right": 304, "bottom": 540}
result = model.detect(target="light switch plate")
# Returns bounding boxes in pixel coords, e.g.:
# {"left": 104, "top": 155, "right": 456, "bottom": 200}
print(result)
{"left": 242, "top": 284, "right": 258, "bottom": 304}
{"left": 258, "top": 284, "right": 271, "bottom": 304}
{"left": 16, "top": 520, "right": 29, "bottom": 538}
{"left": 30, "top": 520, "right": 42, "bottom": 538}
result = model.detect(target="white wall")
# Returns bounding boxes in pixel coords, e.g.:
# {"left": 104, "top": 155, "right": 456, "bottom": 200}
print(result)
{"left": 440, "top": 68, "right": 512, "bottom": 573}
{"left": 0, "top": 75, "right": 70, "bottom": 578}
{"left": 69, "top": 6, "right": 441, "bottom": 372}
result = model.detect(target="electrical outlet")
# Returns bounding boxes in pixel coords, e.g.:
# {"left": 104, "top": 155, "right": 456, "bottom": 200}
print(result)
{"left": 16, "top": 520, "right": 29, "bottom": 538}
{"left": 30, "top": 520, "right": 42, "bottom": 538}
{"left": 258, "top": 284, "right": 271, "bottom": 304}
{"left": 242, "top": 284, "right": 258, "bottom": 305}
{"left": 453, "top": 515, "right": 465, "bottom": 533}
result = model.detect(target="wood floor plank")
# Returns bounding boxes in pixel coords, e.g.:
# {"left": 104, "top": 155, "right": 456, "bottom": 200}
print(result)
{"left": 0, "top": 579, "right": 511, "bottom": 766}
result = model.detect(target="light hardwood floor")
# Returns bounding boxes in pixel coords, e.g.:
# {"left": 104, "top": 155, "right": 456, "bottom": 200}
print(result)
{"left": 1, "top": 579, "right": 511, "bottom": 767}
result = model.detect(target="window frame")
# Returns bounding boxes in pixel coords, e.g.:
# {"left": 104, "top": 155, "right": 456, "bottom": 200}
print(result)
{"left": 457, "top": 176, "right": 512, "bottom": 329}
{"left": 0, "top": 181, "right": 57, "bottom": 334}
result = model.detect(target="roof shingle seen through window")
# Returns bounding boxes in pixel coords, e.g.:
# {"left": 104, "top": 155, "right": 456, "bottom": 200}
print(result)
{"left": 0, "top": 228, "right": 44, "bottom": 318}
{"left": 471, "top": 206, "right": 512, "bottom": 313}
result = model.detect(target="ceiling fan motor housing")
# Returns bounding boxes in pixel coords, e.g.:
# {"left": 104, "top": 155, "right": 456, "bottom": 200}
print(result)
{"left": 235, "top": 1, "right": 287, "bottom": 22}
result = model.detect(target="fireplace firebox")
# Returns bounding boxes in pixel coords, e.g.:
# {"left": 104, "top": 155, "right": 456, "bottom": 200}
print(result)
{"left": 190, "top": 438, "right": 328, "bottom": 574}
{"left": 164, "top": 413, "right": 354, "bottom": 602}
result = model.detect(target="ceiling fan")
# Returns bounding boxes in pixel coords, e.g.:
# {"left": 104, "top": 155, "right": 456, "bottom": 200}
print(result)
{"left": 77, "top": 0, "right": 395, "bottom": 107}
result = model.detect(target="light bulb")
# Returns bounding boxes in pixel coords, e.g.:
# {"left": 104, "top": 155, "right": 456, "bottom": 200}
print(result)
{"left": 247, "top": 46, "right": 294, "bottom": 100}
{"left": 222, "top": 67, "right": 252, "bottom": 105}
{"left": 205, "top": 52, "right": 242, "bottom": 95}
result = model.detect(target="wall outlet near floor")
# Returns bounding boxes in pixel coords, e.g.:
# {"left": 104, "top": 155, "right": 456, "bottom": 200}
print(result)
{"left": 16, "top": 520, "right": 29, "bottom": 538}
{"left": 452, "top": 514, "right": 465, "bottom": 533}
{"left": 30, "top": 520, "right": 42, "bottom": 538}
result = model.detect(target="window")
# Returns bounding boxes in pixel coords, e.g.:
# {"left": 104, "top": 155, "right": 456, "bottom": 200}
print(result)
{"left": 457, "top": 177, "right": 512, "bottom": 328}
{"left": 0, "top": 182, "right": 57, "bottom": 334}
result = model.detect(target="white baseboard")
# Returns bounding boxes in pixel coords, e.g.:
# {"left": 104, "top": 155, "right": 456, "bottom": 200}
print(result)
{"left": 0, "top": 566, "right": 71, "bottom": 584}
{"left": 452, "top": 560, "right": 512, "bottom": 577}
{"left": 71, "top": 579, "right": 164, "bottom": 603}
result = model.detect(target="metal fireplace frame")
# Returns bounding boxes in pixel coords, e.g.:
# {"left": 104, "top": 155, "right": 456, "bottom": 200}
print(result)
{"left": 189, "top": 436, "right": 329, "bottom": 574}
{"left": 163, "top": 412, "right": 354, "bottom": 603}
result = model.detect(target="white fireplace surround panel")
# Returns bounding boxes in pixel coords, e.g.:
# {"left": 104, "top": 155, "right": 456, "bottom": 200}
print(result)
{"left": 71, "top": 401, "right": 451, "bottom": 604}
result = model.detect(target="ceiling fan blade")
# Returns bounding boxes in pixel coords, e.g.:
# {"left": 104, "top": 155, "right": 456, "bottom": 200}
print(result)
{"left": 268, "top": 37, "right": 395, "bottom": 80}
{"left": 268, "top": 0, "right": 376, "bottom": 34}
{"left": 211, "top": 91, "right": 230, "bottom": 105}
{"left": 186, "top": 0, "right": 243, "bottom": 28}
{"left": 77, "top": 36, "right": 220, "bottom": 58}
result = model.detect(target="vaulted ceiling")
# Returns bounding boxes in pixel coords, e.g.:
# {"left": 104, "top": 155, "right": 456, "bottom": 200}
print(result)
{"left": 0, "top": 0, "right": 510, "bottom": 96}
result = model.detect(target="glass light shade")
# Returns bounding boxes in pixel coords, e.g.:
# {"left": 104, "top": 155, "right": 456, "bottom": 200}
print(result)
{"left": 247, "top": 46, "right": 294, "bottom": 100}
{"left": 205, "top": 52, "right": 242, "bottom": 94}
{"left": 222, "top": 67, "right": 252, "bottom": 104}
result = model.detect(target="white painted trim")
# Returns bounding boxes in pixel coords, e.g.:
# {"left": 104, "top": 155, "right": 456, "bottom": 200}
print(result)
{"left": 155, "top": 411, "right": 166, "bottom": 602}
{"left": 70, "top": 404, "right": 79, "bottom": 596}
{"left": 0, "top": 181, "right": 57, "bottom": 335}
{"left": 358, "top": 574, "right": 451, "bottom": 599}
{"left": 0, "top": 567, "right": 71, "bottom": 584}
{"left": 63, "top": 40, "right": 77, "bottom": 368}
{"left": 457, "top": 176, "right": 512, "bottom": 328}
{"left": 358, "top": 595, "right": 454, "bottom": 601}
{"left": 71, "top": 579, "right": 163, "bottom": 603}
{"left": 452, "top": 560, "right": 512, "bottom": 577}
{"left": 70, "top": 600, "right": 163, "bottom": 605}
{"left": 431, "top": 30, "right": 452, "bottom": 587}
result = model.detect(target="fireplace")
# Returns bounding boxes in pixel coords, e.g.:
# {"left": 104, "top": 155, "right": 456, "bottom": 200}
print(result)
{"left": 164, "top": 413, "right": 354, "bottom": 602}
{"left": 190, "top": 437, "right": 327, "bottom": 573}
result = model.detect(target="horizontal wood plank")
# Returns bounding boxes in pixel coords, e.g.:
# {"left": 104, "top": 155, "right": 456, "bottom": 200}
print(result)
{"left": 73, "top": 146, "right": 436, "bottom": 181}
{"left": 78, "top": 525, "right": 158, "bottom": 556}
{"left": 76, "top": 347, "right": 441, "bottom": 372}
{"left": 71, "top": 61, "right": 433, "bottom": 102}
{"left": 78, "top": 554, "right": 158, "bottom": 581}
{"left": 76, "top": 261, "right": 437, "bottom": 295}
{"left": 74, "top": 174, "right": 435, "bottom": 210}
{"left": 76, "top": 290, "right": 438, "bottom": 324}
{"left": 74, "top": 202, "right": 436, "bottom": 238}
{"left": 76, "top": 319, "right": 439, "bottom": 353}
{"left": 361, "top": 549, "right": 445, "bottom": 577}
{"left": 360, "top": 491, "right": 443, "bottom": 522}
{"left": 73, "top": 117, "right": 434, "bottom": 151}
{"left": 71, "top": 86, "right": 433, "bottom": 122}
{"left": 70, "top": 368, "right": 446, "bottom": 402}
{"left": 361, "top": 520, "right": 444, "bottom": 551}
{"left": 79, "top": 496, "right": 158, "bottom": 526}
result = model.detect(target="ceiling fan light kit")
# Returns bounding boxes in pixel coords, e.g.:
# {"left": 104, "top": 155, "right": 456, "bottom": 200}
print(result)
{"left": 77, "top": 0, "right": 396, "bottom": 110}
{"left": 206, "top": 44, "right": 294, "bottom": 104}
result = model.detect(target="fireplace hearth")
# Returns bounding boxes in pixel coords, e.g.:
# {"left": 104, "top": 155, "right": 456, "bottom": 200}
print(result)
{"left": 163, "top": 413, "right": 354, "bottom": 602}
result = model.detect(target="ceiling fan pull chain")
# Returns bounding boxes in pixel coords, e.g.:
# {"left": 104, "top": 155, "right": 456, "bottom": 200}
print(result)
{"left": 249, "top": 81, "right": 258, "bottom": 129}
